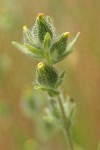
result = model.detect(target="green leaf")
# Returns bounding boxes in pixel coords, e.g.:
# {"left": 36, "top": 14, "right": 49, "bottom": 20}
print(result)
{"left": 44, "top": 32, "right": 51, "bottom": 50}
{"left": 51, "top": 49, "right": 59, "bottom": 64}
{"left": 45, "top": 16, "right": 56, "bottom": 37}
{"left": 23, "top": 26, "right": 35, "bottom": 45}
{"left": 55, "top": 71, "right": 65, "bottom": 87}
{"left": 24, "top": 43, "right": 42, "bottom": 55}
{"left": 53, "top": 50, "right": 72, "bottom": 63}
{"left": 42, "top": 32, "right": 51, "bottom": 62}
{"left": 12, "top": 42, "right": 30, "bottom": 54}
{"left": 49, "top": 98, "right": 60, "bottom": 119}
{"left": 66, "top": 32, "right": 80, "bottom": 53}
{"left": 12, "top": 42, "right": 43, "bottom": 59}
{"left": 34, "top": 84, "right": 59, "bottom": 96}
{"left": 64, "top": 99, "right": 76, "bottom": 128}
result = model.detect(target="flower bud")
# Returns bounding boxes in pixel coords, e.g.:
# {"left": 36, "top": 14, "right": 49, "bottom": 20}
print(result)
{"left": 36, "top": 13, "right": 53, "bottom": 42}
{"left": 36, "top": 62, "right": 58, "bottom": 88}
{"left": 50, "top": 32, "right": 70, "bottom": 56}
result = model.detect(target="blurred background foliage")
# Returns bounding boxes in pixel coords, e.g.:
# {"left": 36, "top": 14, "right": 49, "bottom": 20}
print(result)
{"left": 0, "top": 0, "right": 100, "bottom": 150}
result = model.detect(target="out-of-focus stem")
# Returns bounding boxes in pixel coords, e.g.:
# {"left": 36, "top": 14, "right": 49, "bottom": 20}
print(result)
{"left": 57, "top": 93, "right": 74, "bottom": 150}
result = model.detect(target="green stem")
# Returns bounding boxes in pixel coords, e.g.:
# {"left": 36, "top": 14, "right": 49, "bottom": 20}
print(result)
{"left": 57, "top": 93, "right": 74, "bottom": 150}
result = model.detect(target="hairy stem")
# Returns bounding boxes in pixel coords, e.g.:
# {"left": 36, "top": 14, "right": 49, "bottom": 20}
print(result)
{"left": 57, "top": 93, "right": 74, "bottom": 150}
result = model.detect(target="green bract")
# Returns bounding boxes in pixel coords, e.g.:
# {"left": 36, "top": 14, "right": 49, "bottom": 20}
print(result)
{"left": 12, "top": 13, "right": 80, "bottom": 64}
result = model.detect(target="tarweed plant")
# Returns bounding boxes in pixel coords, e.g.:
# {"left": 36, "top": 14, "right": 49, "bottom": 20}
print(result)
{"left": 12, "top": 13, "right": 80, "bottom": 150}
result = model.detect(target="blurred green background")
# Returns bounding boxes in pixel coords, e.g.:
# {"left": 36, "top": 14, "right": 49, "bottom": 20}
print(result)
{"left": 0, "top": 0, "right": 100, "bottom": 150}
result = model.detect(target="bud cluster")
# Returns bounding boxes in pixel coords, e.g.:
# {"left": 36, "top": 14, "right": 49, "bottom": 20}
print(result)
{"left": 12, "top": 13, "right": 80, "bottom": 95}
{"left": 12, "top": 13, "right": 80, "bottom": 64}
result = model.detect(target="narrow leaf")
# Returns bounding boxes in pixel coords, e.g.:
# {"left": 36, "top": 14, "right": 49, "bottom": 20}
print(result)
{"left": 55, "top": 71, "right": 65, "bottom": 87}
{"left": 44, "top": 32, "right": 51, "bottom": 50}
{"left": 12, "top": 42, "right": 29, "bottom": 54}
{"left": 24, "top": 43, "right": 42, "bottom": 55}
{"left": 34, "top": 84, "right": 59, "bottom": 96}
{"left": 12, "top": 42, "right": 43, "bottom": 59}
{"left": 66, "top": 32, "right": 80, "bottom": 52}
{"left": 23, "top": 26, "right": 35, "bottom": 45}
{"left": 53, "top": 50, "right": 72, "bottom": 64}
